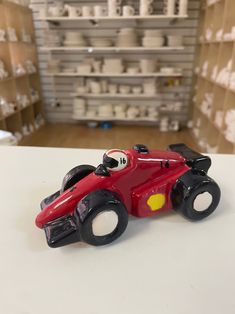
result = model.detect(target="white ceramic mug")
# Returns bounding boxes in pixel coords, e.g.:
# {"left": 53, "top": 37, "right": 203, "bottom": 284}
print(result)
{"left": 109, "top": 6, "right": 121, "bottom": 16}
{"left": 100, "top": 80, "right": 108, "bottom": 93}
{"left": 65, "top": 5, "right": 82, "bottom": 18}
{"left": 140, "top": 5, "right": 153, "bottom": 16}
{"left": 108, "top": 83, "right": 118, "bottom": 94}
{"left": 140, "top": 0, "right": 153, "bottom": 5}
{"left": 94, "top": 5, "right": 107, "bottom": 17}
{"left": 164, "top": 0, "right": 176, "bottom": 16}
{"left": 123, "top": 5, "right": 135, "bottom": 16}
{"left": 93, "top": 61, "right": 102, "bottom": 73}
{"left": 178, "top": 0, "right": 188, "bottom": 16}
{"left": 82, "top": 6, "right": 93, "bottom": 17}
{"left": 143, "top": 80, "right": 157, "bottom": 94}
{"left": 108, "top": 0, "right": 122, "bottom": 16}
{"left": 39, "top": 8, "right": 47, "bottom": 18}
{"left": 119, "top": 85, "right": 131, "bottom": 94}
{"left": 90, "top": 81, "right": 101, "bottom": 94}
{"left": 0, "top": 29, "right": 6, "bottom": 42}
{"left": 140, "top": 59, "right": 156, "bottom": 73}
{"left": 48, "top": 6, "right": 65, "bottom": 17}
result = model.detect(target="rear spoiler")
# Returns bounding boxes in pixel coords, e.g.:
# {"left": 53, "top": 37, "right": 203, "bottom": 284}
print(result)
{"left": 168, "top": 143, "right": 211, "bottom": 173}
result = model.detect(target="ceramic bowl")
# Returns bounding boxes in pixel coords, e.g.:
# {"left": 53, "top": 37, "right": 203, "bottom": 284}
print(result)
{"left": 142, "top": 36, "right": 164, "bottom": 47}
{"left": 167, "top": 35, "right": 183, "bottom": 47}
{"left": 77, "top": 64, "right": 92, "bottom": 74}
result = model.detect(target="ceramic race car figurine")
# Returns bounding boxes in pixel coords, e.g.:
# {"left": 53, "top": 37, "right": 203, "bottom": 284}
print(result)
{"left": 35, "top": 144, "right": 221, "bottom": 248}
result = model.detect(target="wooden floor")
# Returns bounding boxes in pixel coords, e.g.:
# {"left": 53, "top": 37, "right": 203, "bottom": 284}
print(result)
{"left": 20, "top": 123, "right": 199, "bottom": 151}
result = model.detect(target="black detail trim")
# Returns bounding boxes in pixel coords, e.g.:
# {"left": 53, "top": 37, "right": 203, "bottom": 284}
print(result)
{"left": 40, "top": 190, "right": 60, "bottom": 210}
{"left": 44, "top": 215, "right": 81, "bottom": 248}
{"left": 95, "top": 164, "right": 110, "bottom": 177}
{"left": 133, "top": 144, "right": 149, "bottom": 154}
{"left": 103, "top": 155, "right": 119, "bottom": 169}
{"left": 168, "top": 143, "right": 211, "bottom": 173}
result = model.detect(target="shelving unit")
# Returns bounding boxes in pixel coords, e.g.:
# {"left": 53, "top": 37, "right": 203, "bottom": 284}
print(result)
{"left": 0, "top": 0, "right": 44, "bottom": 139}
{"left": 31, "top": 0, "right": 197, "bottom": 125}
{"left": 192, "top": 0, "right": 235, "bottom": 153}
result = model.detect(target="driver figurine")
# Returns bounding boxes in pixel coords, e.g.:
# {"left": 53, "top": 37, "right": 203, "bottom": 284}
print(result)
{"left": 103, "top": 150, "right": 129, "bottom": 172}
{"left": 95, "top": 149, "right": 129, "bottom": 176}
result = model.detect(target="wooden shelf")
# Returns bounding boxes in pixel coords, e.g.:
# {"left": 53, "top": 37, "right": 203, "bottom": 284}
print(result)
{"left": 207, "top": 0, "right": 223, "bottom": 8}
{"left": 41, "top": 46, "right": 184, "bottom": 53}
{"left": 41, "top": 15, "right": 188, "bottom": 23}
{"left": 196, "top": 73, "right": 235, "bottom": 95}
{"left": 71, "top": 93, "right": 173, "bottom": 99}
{"left": 192, "top": 0, "right": 235, "bottom": 154}
{"left": 0, "top": 1, "right": 44, "bottom": 140}
{"left": 199, "top": 39, "right": 235, "bottom": 44}
{"left": 72, "top": 116, "right": 159, "bottom": 123}
{"left": 48, "top": 72, "right": 183, "bottom": 78}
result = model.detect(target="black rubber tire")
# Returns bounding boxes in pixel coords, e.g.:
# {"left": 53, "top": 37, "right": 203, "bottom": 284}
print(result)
{"left": 61, "top": 165, "right": 96, "bottom": 193}
{"left": 80, "top": 202, "right": 129, "bottom": 246}
{"left": 171, "top": 171, "right": 221, "bottom": 221}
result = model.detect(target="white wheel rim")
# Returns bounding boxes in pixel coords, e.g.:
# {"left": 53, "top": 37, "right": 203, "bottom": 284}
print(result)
{"left": 92, "top": 210, "right": 118, "bottom": 236}
{"left": 193, "top": 192, "right": 213, "bottom": 212}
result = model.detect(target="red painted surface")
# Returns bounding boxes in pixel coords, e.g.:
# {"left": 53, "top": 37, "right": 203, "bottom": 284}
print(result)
{"left": 36, "top": 148, "right": 190, "bottom": 228}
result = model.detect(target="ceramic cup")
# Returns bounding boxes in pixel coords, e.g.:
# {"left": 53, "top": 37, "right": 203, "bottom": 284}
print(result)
{"left": 140, "top": 5, "right": 153, "bottom": 16}
{"left": 94, "top": 5, "right": 107, "bottom": 17}
{"left": 65, "top": 5, "right": 82, "bottom": 18}
{"left": 90, "top": 81, "right": 101, "bottom": 94}
{"left": 132, "top": 86, "right": 142, "bottom": 94}
{"left": 48, "top": 6, "right": 65, "bottom": 17}
{"left": 143, "top": 80, "right": 157, "bottom": 95}
{"left": 82, "top": 6, "right": 93, "bottom": 17}
{"left": 119, "top": 84, "right": 131, "bottom": 94}
{"left": 100, "top": 80, "right": 108, "bottom": 93}
{"left": 140, "top": 0, "right": 153, "bottom": 5}
{"left": 108, "top": 83, "right": 118, "bottom": 94}
{"left": 123, "top": 5, "right": 135, "bottom": 16}
{"left": 77, "top": 64, "right": 92, "bottom": 74}
{"left": 0, "top": 29, "right": 6, "bottom": 42}
{"left": 109, "top": 6, "right": 121, "bottom": 16}
{"left": 93, "top": 60, "right": 102, "bottom": 73}
{"left": 167, "top": 35, "right": 183, "bottom": 47}
{"left": 140, "top": 59, "right": 156, "bottom": 73}
{"left": 178, "top": 0, "right": 188, "bottom": 16}
{"left": 164, "top": 0, "right": 176, "bottom": 16}
{"left": 108, "top": 0, "right": 122, "bottom": 16}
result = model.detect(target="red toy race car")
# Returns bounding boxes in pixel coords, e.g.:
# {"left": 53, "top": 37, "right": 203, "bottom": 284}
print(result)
{"left": 36, "top": 144, "right": 221, "bottom": 248}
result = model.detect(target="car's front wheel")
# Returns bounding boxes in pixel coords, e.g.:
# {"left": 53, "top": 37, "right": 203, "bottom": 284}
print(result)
{"left": 76, "top": 190, "right": 129, "bottom": 246}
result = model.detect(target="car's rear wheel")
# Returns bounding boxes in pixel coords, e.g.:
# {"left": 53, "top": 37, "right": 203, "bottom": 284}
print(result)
{"left": 171, "top": 170, "right": 221, "bottom": 221}
{"left": 61, "top": 165, "right": 96, "bottom": 193}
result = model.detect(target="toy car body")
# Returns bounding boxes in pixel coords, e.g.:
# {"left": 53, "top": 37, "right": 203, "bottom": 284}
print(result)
{"left": 35, "top": 144, "right": 221, "bottom": 248}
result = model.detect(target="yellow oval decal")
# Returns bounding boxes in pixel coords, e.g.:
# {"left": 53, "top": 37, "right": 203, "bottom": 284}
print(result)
{"left": 147, "top": 194, "right": 166, "bottom": 211}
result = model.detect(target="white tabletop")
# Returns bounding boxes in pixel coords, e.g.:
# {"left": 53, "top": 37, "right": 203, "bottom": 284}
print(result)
{"left": 0, "top": 146, "right": 235, "bottom": 314}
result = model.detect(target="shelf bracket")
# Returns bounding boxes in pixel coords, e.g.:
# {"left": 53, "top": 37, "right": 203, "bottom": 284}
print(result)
{"left": 169, "top": 18, "right": 178, "bottom": 25}
{"left": 47, "top": 20, "right": 60, "bottom": 26}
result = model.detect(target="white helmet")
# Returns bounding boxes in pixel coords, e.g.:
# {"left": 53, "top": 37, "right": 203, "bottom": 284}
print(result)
{"left": 103, "top": 149, "right": 128, "bottom": 172}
